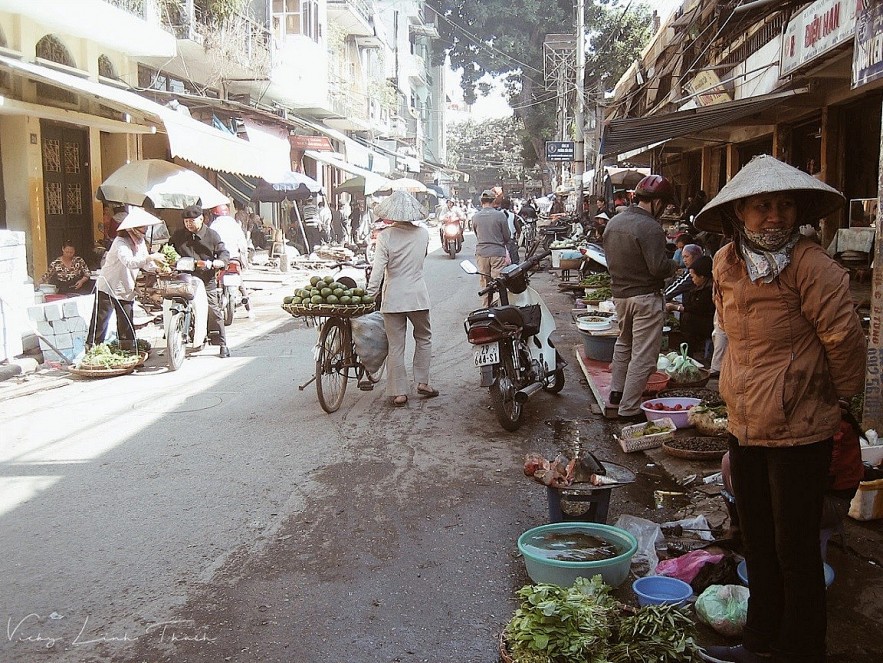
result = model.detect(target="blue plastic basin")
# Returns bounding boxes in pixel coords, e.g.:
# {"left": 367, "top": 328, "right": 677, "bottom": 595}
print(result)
{"left": 632, "top": 575, "right": 693, "bottom": 606}
{"left": 518, "top": 522, "right": 638, "bottom": 588}
{"left": 737, "top": 559, "right": 834, "bottom": 588}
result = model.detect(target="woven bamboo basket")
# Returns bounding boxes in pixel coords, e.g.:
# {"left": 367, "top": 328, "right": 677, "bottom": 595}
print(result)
{"left": 617, "top": 417, "right": 676, "bottom": 453}
{"left": 68, "top": 354, "right": 142, "bottom": 378}
{"left": 282, "top": 302, "right": 376, "bottom": 318}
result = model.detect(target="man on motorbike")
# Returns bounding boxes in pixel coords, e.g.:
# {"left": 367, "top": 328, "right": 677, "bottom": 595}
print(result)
{"left": 602, "top": 174, "right": 678, "bottom": 420}
{"left": 209, "top": 203, "right": 252, "bottom": 318}
{"left": 438, "top": 199, "right": 465, "bottom": 243}
{"left": 171, "top": 205, "right": 231, "bottom": 357}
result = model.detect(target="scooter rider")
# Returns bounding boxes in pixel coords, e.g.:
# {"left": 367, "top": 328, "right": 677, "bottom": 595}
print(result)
{"left": 171, "top": 205, "right": 231, "bottom": 357}
{"left": 208, "top": 203, "right": 252, "bottom": 316}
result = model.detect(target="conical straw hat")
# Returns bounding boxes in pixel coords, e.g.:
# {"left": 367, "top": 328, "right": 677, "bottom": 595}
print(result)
{"left": 694, "top": 154, "right": 845, "bottom": 233}
{"left": 375, "top": 190, "right": 427, "bottom": 223}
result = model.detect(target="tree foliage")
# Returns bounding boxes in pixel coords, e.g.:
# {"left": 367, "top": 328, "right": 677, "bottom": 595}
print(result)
{"left": 430, "top": 0, "right": 653, "bottom": 188}
{"left": 447, "top": 116, "right": 540, "bottom": 188}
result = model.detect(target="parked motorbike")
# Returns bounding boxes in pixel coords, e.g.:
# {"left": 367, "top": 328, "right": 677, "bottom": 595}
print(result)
{"left": 218, "top": 258, "right": 250, "bottom": 325}
{"left": 461, "top": 249, "right": 565, "bottom": 431}
{"left": 442, "top": 220, "right": 463, "bottom": 258}
{"left": 157, "top": 257, "right": 209, "bottom": 371}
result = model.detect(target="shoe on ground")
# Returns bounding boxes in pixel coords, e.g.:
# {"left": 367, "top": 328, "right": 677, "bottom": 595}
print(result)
{"left": 700, "top": 645, "right": 771, "bottom": 663}
{"left": 219, "top": 346, "right": 230, "bottom": 358}
{"left": 609, "top": 390, "right": 623, "bottom": 405}
{"left": 617, "top": 412, "right": 646, "bottom": 423}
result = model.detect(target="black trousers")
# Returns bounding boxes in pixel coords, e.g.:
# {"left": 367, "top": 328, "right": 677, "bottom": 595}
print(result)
{"left": 205, "top": 285, "right": 226, "bottom": 346}
{"left": 87, "top": 291, "right": 135, "bottom": 349}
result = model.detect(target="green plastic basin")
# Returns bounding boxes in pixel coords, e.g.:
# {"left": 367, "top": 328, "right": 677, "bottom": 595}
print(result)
{"left": 518, "top": 522, "right": 638, "bottom": 588}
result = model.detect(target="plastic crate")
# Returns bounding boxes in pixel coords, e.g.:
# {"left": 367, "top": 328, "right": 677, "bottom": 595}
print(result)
{"left": 617, "top": 417, "right": 676, "bottom": 453}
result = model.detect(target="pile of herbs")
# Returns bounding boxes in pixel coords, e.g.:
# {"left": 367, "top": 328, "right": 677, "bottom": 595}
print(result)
{"left": 503, "top": 576, "right": 702, "bottom": 663}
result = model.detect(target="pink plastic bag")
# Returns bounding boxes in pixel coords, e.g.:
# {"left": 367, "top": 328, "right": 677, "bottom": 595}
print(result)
{"left": 656, "top": 549, "right": 724, "bottom": 583}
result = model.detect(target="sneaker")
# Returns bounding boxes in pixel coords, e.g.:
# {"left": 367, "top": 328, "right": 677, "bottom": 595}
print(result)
{"left": 617, "top": 412, "right": 646, "bottom": 423}
{"left": 700, "top": 645, "right": 771, "bottom": 663}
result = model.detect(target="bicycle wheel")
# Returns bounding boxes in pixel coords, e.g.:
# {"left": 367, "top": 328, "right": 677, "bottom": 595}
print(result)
{"left": 167, "top": 311, "right": 186, "bottom": 371}
{"left": 316, "top": 318, "right": 349, "bottom": 413}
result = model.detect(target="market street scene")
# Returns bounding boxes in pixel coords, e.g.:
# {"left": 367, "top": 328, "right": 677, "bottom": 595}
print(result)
{"left": 1, "top": 1, "right": 883, "bottom": 663}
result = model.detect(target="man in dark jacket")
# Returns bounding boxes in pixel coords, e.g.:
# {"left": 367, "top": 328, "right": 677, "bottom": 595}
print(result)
{"left": 171, "top": 205, "right": 231, "bottom": 357}
{"left": 602, "top": 175, "right": 678, "bottom": 419}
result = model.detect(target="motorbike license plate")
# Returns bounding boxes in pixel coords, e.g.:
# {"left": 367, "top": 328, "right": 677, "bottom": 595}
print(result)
{"left": 222, "top": 274, "right": 242, "bottom": 286}
{"left": 474, "top": 342, "right": 500, "bottom": 366}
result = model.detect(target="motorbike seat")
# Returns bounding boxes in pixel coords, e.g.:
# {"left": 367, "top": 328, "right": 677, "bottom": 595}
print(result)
{"left": 491, "top": 305, "right": 524, "bottom": 329}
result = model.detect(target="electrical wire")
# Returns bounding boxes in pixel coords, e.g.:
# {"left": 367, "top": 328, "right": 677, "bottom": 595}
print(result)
{"left": 433, "top": 10, "right": 544, "bottom": 75}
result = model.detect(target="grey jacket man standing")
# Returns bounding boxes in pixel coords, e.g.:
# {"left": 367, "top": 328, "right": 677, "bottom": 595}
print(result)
{"left": 472, "top": 189, "right": 510, "bottom": 306}
{"left": 602, "top": 175, "right": 677, "bottom": 419}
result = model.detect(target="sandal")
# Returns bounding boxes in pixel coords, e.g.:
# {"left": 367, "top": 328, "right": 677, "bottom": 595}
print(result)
{"left": 391, "top": 395, "right": 408, "bottom": 407}
{"left": 416, "top": 385, "right": 439, "bottom": 398}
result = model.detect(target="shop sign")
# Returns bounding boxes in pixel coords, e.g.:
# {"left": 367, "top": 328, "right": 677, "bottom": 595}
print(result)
{"left": 688, "top": 70, "right": 731, "bottom": 107}
{"left": 545, "top": 141, "right": 574, "bottom": 161}
{"left": 853, "top": 0, "right": 883, "bottom": 88}
{"left": 782, "top": 0, "right": 861, "bottom": 76}
{"left": 289, "top": 134, "right": 333, "bottom": 151}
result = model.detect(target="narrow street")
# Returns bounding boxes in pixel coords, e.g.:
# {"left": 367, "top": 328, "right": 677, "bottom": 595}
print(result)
{"left": 2, "top": 238, "right": 882, "bottom": 663}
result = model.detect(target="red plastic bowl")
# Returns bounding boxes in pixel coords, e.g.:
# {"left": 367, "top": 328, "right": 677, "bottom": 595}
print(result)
{"left": 643, "top": 372, "right": 670, "bottom": 396}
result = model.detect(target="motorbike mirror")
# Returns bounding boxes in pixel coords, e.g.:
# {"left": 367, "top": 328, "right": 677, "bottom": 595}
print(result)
{"left": 459, "top": 260, "right": 478, "bottom": 275}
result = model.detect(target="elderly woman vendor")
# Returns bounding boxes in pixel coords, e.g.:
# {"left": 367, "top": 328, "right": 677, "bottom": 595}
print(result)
{"left": 694, "top": 156, "right": 866, "bottom": 663}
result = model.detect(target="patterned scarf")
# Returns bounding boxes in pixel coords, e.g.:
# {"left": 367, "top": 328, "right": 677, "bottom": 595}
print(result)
{"left": 737, "top": 228, "right": 801, "bottom": 283}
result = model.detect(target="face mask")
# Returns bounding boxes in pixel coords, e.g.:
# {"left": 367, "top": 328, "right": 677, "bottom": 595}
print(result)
{"left": 743, "top": 226, "right": 795, "bottom": 251}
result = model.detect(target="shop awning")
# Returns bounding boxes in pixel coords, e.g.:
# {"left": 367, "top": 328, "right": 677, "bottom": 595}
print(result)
{"left": 217, "top": 172, "right": 259, "bottom": 207}
{"left": 601, "top": 89, "right": 807, "bottom": 157}
{"left": 305, "top": 150, "right": 392, "bottom": 194}
{"left": 0, "top": 55, "right": 277, "bottom": 178}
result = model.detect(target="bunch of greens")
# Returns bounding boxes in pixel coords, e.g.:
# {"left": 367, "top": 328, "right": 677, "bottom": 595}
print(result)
{"left": 503, "top": 576, "right": 702, "bottom": 663}
{"left": 584, "top": 286, "right": 612, "bottom": 302}
{"left": 579, "top": 273, "right": 611, "bottom": 288}
{"left": 78, "top": 343, "right": 140, "bottom": 369}
{"left": 160, "top": 243, "right": 180, "bottom": 269}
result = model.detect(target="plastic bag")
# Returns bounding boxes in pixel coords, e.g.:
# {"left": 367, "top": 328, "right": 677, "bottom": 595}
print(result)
{"left": 664, "top": 342, "right": 701, "bottom": 382}
{"left": 350, "top": 312, "right": 388, "bottom": 377}
{"left": 695, "top": 584, "right": 750, "bottom": 637}
{"left": 613, "top": 515, "right": 665, "bottom": 577}
{"left": 656, "top": 549, "right": 724, "bottom": 583}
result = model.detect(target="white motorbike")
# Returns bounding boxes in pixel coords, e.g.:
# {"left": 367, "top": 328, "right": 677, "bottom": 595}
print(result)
{"left": 461, "top": 249, "right": 565, "bottom": 431}
{"left": 157, "top": 257, "right": 210, "bottom": 371}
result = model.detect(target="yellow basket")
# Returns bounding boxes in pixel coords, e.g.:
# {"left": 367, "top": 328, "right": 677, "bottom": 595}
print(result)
{"left": 617, "top": 417, "right": 676, "bottom": 453}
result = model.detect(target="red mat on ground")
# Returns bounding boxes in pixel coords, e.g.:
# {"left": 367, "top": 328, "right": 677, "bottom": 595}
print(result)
{"left": 573, "top": 345, "right": 618, "bottom": 418}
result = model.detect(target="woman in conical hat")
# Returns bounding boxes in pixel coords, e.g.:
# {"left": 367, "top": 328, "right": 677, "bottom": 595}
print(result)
{"left": 694, "top": 155, "right": 866, "bottom": 663}
{"left": 365, "top": 191, "right": 438, "bottom": 406}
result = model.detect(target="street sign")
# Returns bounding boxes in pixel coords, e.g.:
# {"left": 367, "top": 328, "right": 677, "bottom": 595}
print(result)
{"left": 545, "top": 141, "right": 575, "bottom": 162}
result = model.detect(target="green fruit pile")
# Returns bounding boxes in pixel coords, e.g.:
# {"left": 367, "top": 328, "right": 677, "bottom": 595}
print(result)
{"left": 283, "top": 275, "right": 375, "bottom": 307}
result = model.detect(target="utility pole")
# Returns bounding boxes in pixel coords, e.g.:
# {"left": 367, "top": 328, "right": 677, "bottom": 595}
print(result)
{"left": 574, "top": 0, "right": 585, "bottom": 216}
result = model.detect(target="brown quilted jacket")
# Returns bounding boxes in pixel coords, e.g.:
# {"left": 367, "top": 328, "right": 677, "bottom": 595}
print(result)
{"left": 713, "top": 238, "right": 866, "bottom": 447}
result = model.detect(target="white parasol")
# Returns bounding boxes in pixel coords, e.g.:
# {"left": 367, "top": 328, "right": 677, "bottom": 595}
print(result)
{"left": 97, "top": 159, "right": 229, "bottom": 209}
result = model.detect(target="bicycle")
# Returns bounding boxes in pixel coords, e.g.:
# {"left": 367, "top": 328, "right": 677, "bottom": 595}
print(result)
{"left": 285, "top": 262, "right": 383, "bottom": 413}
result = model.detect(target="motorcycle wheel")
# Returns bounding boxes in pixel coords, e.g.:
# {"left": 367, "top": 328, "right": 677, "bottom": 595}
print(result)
{"left": 316, "top": 317, "right": 349, "bottom": 413}
{"left": 490, "top": 359, "right": 523, "bottom": 431}
{"left": 223, "top": 287, "right": 235, "bottom": 326}
{"left": 167, "top": 311, "right": 186, "bottom": 372}
{"left": 447, "top": 242, "right": 457, "bottom": 259}
{"left": 543, "top": 367, "right": 566, "bottom": 393}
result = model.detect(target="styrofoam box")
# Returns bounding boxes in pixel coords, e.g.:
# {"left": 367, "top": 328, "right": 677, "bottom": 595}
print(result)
{"left": 861, "top": 445, "right": 883, "bottom": 467}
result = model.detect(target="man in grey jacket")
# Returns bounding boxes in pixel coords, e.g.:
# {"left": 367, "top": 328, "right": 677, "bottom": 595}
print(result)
{"left": 602, "top": 175, "right": 678, "bottom": 420}
{"left": 472, "top": 189, "right": 510, "bottom": 306}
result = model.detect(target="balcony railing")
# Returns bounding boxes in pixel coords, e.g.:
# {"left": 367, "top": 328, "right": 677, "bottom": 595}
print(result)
{"left": 327, "top": 69, "right": 369, "bottom": 121}
{"left": 328, "top": 0, "right": 373, "bottom": 25}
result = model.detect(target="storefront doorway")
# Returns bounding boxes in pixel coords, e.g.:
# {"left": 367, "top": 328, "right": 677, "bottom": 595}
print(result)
{"left": 40, "top": 120, "right": 90, "bottom": 266}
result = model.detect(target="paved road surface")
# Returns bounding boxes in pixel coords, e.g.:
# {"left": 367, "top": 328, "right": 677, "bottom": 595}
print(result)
{"left": 2, "top": 236, "right": 882, "bottom": 663}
